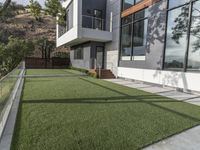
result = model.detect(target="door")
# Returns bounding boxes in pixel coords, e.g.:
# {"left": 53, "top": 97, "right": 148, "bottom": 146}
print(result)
{"left": 96, "top": 46, "right": 104, "bottom": 69}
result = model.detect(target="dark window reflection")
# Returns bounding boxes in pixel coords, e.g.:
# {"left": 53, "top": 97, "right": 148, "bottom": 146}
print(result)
{"left": 121, "top": 24, "right": 132, "bottom": 60}
{"left": 123, "top": 0, "right": 134, "bottom": 11}
{"left": 120, "top": 8, "right": 148, "bottom": 61}
{"left": 74, "top": 47, "right": 84, "bottom": 60}
{"left": 187, "top": 0, "right": 200, "bottom": 71}
{"left": 134, "top": 9, "right": 147, "bottom": 20}
{"left": 122, "top": 15, "right": 133, "bottom": 25}
{"left": 133, "top": 19, "right": 147, "bottom": 56}
{"left": 135, "top": 0, "right": 142, "bottom": 4}
{"left": 93, "top": 10, "right": 103, "bottom": 30}
{"left": 164, "top": 5, "right": 189, "bottom": 70}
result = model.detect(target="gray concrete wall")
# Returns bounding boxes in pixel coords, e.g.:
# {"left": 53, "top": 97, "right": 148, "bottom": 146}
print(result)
{"left": 104, "top": 0, "right": 121, "bottom": 76}
{"left": 70, "top": 44, "right": 91, "bottom": 70}
{"left": 119, "top": 0, "right": 168, "bottom": 70}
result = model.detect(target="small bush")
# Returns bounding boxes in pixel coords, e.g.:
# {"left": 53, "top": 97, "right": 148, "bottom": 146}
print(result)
{"left": 69, "top": 67, "right": 97, "bottom": 78}
{"left": 88, "top": 71, "right": 97, "bottom": 78}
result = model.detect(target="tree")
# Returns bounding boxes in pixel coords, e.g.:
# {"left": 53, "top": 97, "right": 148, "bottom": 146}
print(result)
{"left": 0, "top": 37, "right": 34, "bottom": 74}
{"left": 29, "top": 0, "right": 42, "bottom": 21}
{"left": 171, "top": 5, "right": 200, "bottom": 52}
{"left": 0, "top": 2, "right": 19, "bottom": 21}
{"left": 35, "top": 38, "right": 55, "bottom": 68}
{"left": 45, "top": 0, "right": 66, "bottom": 25}
{"left": 36, "top": 38, "right": 55, "bottom": 59}
{"left": 45, "top": 0, "right": 62, "bottom": 17}
{"left": 0, "top": 0, "right": 12, "bottom": 14}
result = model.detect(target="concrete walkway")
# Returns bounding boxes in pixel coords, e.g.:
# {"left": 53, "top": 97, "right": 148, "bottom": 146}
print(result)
{"left": 104, "top": 79, "right": 200, "bottom": 106}
{"left": 104, "top": 78, "right": 200, "bottom": 150}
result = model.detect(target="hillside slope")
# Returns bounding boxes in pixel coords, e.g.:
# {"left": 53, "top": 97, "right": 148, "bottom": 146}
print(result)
{"left": 0, "top": 10, "right": 68, "bottom": 58}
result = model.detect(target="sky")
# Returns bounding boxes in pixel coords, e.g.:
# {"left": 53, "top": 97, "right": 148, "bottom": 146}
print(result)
{"left": 0, "top": 0, "right": 46, "bottom": 8}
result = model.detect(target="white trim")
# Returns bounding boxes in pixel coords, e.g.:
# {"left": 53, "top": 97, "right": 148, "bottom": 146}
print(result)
{"left": 62, "top": 0, "right": 73, "bottom": 8}
{"left": 133, "top": 56, "right": 146, "bottom": 61}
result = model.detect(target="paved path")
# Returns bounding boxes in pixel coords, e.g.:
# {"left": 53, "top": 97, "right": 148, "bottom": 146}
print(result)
{"left": 104, "top": 79, "right": 200, "bottom": 106}
{"left": 104, "top": 78, "right": 200, "bottom": 150}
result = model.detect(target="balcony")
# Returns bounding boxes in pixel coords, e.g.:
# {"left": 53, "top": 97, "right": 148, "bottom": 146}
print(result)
{"left": 56, "top": 0, "right": 112, "bottom": 47}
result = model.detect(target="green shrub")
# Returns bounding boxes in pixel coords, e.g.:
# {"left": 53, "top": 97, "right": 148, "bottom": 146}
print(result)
{"left": 69, "top": 67, "right": 97, "bottom": 78}
{"left": 0, "top": 37, "right": 34, "bottom": 74}
{"left": 88, "top": 71, "right": 97, "bottom": 78}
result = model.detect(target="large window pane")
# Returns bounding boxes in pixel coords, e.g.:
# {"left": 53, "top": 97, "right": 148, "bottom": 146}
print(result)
{"left": 122, "top": 15, "right": 132, "bottom": 25}
{"left": 187, "top": 0, "right": 200, "bottom": 71}
{"left": 66, "top": 1, "right": 73, "bottom": 31}
{"left": 133, "top": 19, "right": 147, "bottom": 58}
{"left": 135, "top": 0, "right": 143, "bottom": 4}
{"left": 168, "top": 0, "right": 190, "bottom": 9}
{"left": 121, "top": 24, "right": 132, "bottom": 60}
{"left": 74, "top": 47, "right": 83, "bottom": 60}
{"left": 123, "top": 0, "right": 134, "bottom": 11}
{"left": 134, "top": 9, "right": 148, "bottom": 21}
{"left": 164, "top": 5, "right": 189, "bottom": 69}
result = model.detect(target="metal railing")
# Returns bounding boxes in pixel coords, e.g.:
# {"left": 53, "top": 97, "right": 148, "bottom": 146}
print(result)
{"left": 82, "top": 15, "right": 105, "bottom": 31}
{"left": 0, "top": 62, "right": 25, "bottom": 138}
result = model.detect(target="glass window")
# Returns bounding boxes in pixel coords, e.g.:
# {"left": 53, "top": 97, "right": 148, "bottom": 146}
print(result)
{"left": 122, "top": 15, "right": 133, "bottom": 25}
{"left": 121, "top": 24, "right": 132, "bottom": 60}
{"left": 134, "top": 9, "right": 148, "bottom": 20}
{"left": 168, "top": 0, "right": 190, "bottom": 9}
{"left": 120, "top": 8, "right": 148, "bottom": 61}
{"left": 135, "top": 0, "right": 143, "bottom": 4}
{"left": 164, "top": 5, "right": 189, "bottom": 70}
{"left": 66, "top": 1, "right": 73, "bottom": 31}
{"left": 123, "top": 0, "right": 135, "bottom": 11}
{"left": 93, "top": 10, "right": 103, "bottom": 30}
{"left": 122, "top": 0, "right": 144, "bottom": 11}
{"left": 74, "top": 47, "right": 83, "bottom": 60}
{"left": 133, "top": 19, "right": 147, "bottom": 57}
{"left": 187, "top": 0, "right": 200, "bottom": 71}
{"left": 94, "top": 10, "right": 102, "bottom": 18}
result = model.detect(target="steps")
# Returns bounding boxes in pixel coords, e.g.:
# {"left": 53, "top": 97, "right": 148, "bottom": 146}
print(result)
{"left": 95, "top": 69, "right": 115, "bottom": 79}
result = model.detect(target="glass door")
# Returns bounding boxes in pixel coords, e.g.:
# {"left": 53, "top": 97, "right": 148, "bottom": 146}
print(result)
{"left": 96, "top": 46, "right": 104, "bottom": 69}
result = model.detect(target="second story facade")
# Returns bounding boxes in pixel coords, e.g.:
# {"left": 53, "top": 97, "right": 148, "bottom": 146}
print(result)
{"left": 56, "top": 0, "right": 113, "bottom": 47}
{"left": 56, "top": 0, "right": 200, "bottom": 93}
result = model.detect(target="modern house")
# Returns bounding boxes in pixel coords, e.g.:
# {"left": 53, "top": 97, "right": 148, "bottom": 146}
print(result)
{"left": 56, "top": 0, "right": 200, "bottom": 93}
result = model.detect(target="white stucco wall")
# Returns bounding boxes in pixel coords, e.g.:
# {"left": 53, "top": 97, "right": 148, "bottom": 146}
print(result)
{"left": 118, "top": 67, "right": 200, "bottom": 92}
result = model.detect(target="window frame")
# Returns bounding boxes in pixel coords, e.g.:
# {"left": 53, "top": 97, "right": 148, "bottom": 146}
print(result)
{"left": 120, "top": 8, "right": 148, "bottom": 61}
{"left": 74, "top": 47, "right": 84, "bottom": 60}
{"left": 162, "top": 0, "right": 200, "bottom": 72}
{"left": 93, "top": 9, "right": 103, "bottom": 30}
{"left": 122, "top": 0, "right": 144, "bottom": 11}
{"left": 120, "top": 22, "right": 133, "bottom": 61}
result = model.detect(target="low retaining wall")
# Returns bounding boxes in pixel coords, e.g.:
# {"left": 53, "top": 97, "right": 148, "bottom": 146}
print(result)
{"left": 0, "top": 63, "right": 25, "bottom": 150}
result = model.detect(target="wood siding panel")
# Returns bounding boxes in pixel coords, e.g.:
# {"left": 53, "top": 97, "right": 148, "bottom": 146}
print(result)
{"left": 121, "top": 0, "right": 160, "bottom": 17}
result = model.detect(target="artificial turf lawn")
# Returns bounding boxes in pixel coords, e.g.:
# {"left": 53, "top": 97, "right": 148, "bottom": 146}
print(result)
{"left": 12, "top": 69, "right": 200, "bottom": 150}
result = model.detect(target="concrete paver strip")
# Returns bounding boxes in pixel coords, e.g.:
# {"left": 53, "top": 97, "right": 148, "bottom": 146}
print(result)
{"left": 143, "top": 125, "right": 200, "bottom": 150}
